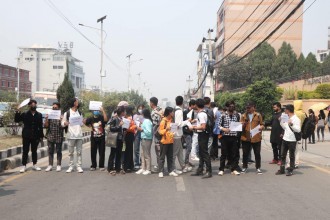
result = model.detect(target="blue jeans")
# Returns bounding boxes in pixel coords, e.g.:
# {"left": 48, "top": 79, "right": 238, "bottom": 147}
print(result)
{"left": 134, "top": 131, "right": 141, "bottom": 167}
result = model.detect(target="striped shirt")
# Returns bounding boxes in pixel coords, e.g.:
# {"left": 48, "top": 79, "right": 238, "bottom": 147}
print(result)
{"left": 219, "top": 112, "right": 239, "bottom": 137}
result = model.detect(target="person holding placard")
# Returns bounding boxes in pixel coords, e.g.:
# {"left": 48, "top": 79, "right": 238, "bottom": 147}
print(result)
{"left": 133, "top": 104, "right": 145, "bottom": 170}
{"left": 44, "top": 102, "right": 64, "bottom": 172}
{"left": 15, "top": 99, "right": 44, "bottom": 173}
{"left": 240, "top": 102, "right": 264, "bottom": 175}
{"left": 85, "top": 106, "right": 108, "bottom": 171}
{"left": 123, "top": 106, "right": 137, "bottom": 172}
{"left": 61, "top": 98, "right": 84, "bottom": 173}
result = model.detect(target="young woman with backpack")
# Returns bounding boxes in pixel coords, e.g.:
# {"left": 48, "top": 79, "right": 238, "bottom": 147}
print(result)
{"left": 316, "top": 110, "right": 326, "bottom": 142}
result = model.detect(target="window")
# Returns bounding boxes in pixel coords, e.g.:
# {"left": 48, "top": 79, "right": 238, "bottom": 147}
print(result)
{"left": 53, "top": 56, "right": 64, "bottom": 61}
{"left": 58, "top": 66, "right": 63, "bottom": 69}
{"left": 42, "top": 58, "right": 47, "bottom": 61}
{"left": 4, "top": 69, "right": 9, "bottom": 76}
{"left": 15, "top": 82, "right": 17, "bottom": 87}
{"left": 25, "top": 73, "right": 28, "bottom": 80}
{"left": 53, "top": 65, "right": 58, "bottom": 69}
{"left": 11, "top": 70, "right": 15, "bottom": 77}
{"left": 1, "top": 81, "right": 5, "bottom": 87}
{"left": 8, "top": 81, "right": 11, "bottom": 87}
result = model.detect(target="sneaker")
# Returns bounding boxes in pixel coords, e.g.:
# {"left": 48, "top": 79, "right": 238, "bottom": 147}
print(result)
{"left": 231, "top": 170, "right": 240, "bottom": 176}
{"left": 56, "top": 166, "right": 61, "bottom": 172}
{"left": 99, "top": 168, "right": 106, "bottom": 171}
{"left": 142, "top": 170, "right": 151, "bottom": 175}
{"left": 256, "top": 169, "right": 263, "bottom": 175}
{"left": 45, "top": 166, "right": 53, "bottom": 172}
{"left": 218, "top": 170, "right": 224, "bottom": 176}
{"left": 19, "top": 166, "right": 26, "bottom": 173}
{"left": 191, "top": 156, "right": 200, "bottom": 161}
{"left": 169, "top": 171, "right": 178, "bottom": 177}
{"left": 135, "top": 169, "right": 145, "bottom": 174}
{"left": 183, "top": 167, "right": 188, "bottom": 173}
{"left": 275, "top": 170, "right": 284, "bottom": 175}
{"left": 66, "top": 167, "right": 74, "bottom": 173}
{"left": 77, "top": 167, "right": 84, "bottom": 173}
{"left": 90, "top": 167, "right": 96, "bottom": 171}
{"left": 187, "top": 166, "right": 193, "bottom": 172}
{"left": 277, "top": 161, "right": 282, "bottom": 166}
{"left": 286, "top": 171, "right": 293, "bottom": 176}
{"left": 294, "top": 165, "right": 299, "bottom": 169}
{"left": 241, "top": 168, "right": 247, "bottom": 173}
{"left": 158, "top": 172, "right": 164, "bottom": 178}
{"left": 32, "top": 165, "right": 41, "bottom": 171}
{"left": 175, "top": 170, "right": 183, "bottom": 175}
{"left": 269, "top": 160, "right": 278, "bottom": 164}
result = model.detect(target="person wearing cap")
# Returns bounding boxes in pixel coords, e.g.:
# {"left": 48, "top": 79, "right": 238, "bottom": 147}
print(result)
{"left": 61, "top": 98, "right": 84, "bottom": 173}
{"left": 15, "top": 99, "right": 44, "bottom": 173}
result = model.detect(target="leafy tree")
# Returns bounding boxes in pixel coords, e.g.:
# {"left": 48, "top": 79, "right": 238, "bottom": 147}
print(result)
{"left": 321, "top": 54, "right": 330, "bottom": 75}
{"left": 56, "top": 60, "right": 75, "bottom": 112}
{"left": 0, "top": 91, "right": 17, "bottom": 102}
{"left": 272, "top": 42, "right": 297, "bottom": 79}
{"left": 304, "top": 52, "right": 320, "bottom": 76}
{"left": 215, "top": 91, "right": 245, "bottom": 112}
{"left": 293, "top": 53, "right": 305, "bottom": 75}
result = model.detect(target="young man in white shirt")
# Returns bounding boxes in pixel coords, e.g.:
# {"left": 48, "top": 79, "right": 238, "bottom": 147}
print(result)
{"left": 276, "top": 104, "right": 301, "bottom": 176}
{"left": 62, "top": 98, "right": 84, "bottom": 173}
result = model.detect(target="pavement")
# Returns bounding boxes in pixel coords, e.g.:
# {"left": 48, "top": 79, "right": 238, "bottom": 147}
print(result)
{"left": 1, "top": 135, "right": 330, "bottom": 220}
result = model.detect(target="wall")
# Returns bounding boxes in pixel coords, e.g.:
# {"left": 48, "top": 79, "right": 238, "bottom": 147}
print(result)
{"left": 281, "top": 99, "right": 330, "bottom": 115}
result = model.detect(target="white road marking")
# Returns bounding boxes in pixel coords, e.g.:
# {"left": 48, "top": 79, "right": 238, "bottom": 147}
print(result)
{"left": 175, "top": 176, "right": 186, "bottom": 192}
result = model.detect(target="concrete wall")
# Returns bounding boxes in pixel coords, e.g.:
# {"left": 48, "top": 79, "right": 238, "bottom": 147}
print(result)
{"left": 281, "top": 99, "right": 330, "bottom": 115}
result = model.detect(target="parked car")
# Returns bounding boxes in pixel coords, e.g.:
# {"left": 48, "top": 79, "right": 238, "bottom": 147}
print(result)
{"left": 0, "top": 102, "right": 10, "bottom": 127}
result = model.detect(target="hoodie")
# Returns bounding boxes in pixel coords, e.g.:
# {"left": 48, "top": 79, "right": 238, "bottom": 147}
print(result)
{"left": 293, "top": 100, "right": 306, "bottom": 128}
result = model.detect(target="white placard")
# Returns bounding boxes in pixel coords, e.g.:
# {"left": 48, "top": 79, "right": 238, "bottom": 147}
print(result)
{"left": 19, "top": 98, "right": 30, "bottom": 108}
{"left": 184, "top": 120, "right": 192, "bottom": 128}
{"left": 48, "top": 110, "right": 61, "bottom": 120}
{"left": 89, "top": 101, "right": 102, "bottom": 111}
{"left": 170, "top": 123, "right": 178, "bottom": 133}
{"left": 250, "top": 125, "right": 261, "bottom": 138}
{"left": 135, "top": 120, "right": 141, "bottom": 127}
{"left": 122, "top": 118, "right": 130, "bottom": 129}
{"left": 69, "top": 116, "right": 83, "bottom": 126}
{"left": 229, "top": 122, "right": 242, "bottom": 132}
{"left": 281, "top": 113, "right": 289, "bottom": 123}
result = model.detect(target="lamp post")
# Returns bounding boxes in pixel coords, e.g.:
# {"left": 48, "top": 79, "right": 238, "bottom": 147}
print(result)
{"left": 126, "top": 54, "right": 143, "bottom": 91}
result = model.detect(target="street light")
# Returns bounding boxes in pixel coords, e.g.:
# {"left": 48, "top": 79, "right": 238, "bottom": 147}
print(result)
{"left": 126, "top": 54, "right": 143, "bottom": 91}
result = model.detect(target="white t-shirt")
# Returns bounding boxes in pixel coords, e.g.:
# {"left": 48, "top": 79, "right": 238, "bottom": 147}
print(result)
{"left": 197, "top": 111, "right": 207, "bottom": 132}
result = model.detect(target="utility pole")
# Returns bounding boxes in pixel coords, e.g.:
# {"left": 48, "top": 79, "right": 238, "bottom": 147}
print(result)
{"left": 97, "top": 15, "right": 107, "bottom": 94}
{"left": 186, "top": 75, "right": 193, "bottom": 100}
{"left": 137, "top": 72, "right": 142, "bottom": 94}
{"left": 126, "top": 53, "right": 132, "bottom": 91}
{"left": 207, "top": 28, "right": 214, "bottom": 101}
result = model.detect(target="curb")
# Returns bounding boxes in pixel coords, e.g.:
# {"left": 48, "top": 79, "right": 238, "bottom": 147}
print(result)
{"left": 0, "top": 132, "right": 91, "bottom": 172}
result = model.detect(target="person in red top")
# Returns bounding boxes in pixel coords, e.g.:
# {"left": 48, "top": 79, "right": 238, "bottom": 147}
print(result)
{"left": 123, "top": 106, "right": 137, "bottom": 172}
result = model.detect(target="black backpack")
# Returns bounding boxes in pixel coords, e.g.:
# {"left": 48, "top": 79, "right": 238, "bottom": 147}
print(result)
{"left": 202, "top": 110, "right": 214, "bottom": 134}
{"left": 182, "top": 109, "right": 194, "bottom": 136}
{"left": 301, "top": 113, "right": 314, "bottom": 139}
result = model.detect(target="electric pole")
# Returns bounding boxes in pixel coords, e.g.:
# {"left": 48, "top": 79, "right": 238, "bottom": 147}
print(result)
{"left": 97, "top": 15, "right": 107, "bottom": 94}
{"left": 186, "top": 75, "right": 193, "bottom": 100}
{"left": 126, "top": 53, "right": 132, "bottom": 91}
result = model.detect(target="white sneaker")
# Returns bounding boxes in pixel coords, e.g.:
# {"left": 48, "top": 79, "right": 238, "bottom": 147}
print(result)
{"left": 218, "top": 170, "right": 224, "bottom": 176}
{"left": 187, "top": 166, "right": 193, "bottom": 172}
{"left": 158, "top": 172, "right": 164, "bottom": 178}
{"left": 66, "top": 167, "right": 74, "bottom": 173}
{"left": 99, "top": 168, "right": 106, "bottom": 171}
{"left": 45, "top": 166, "right": 53, "bottom": 172}
{"left": 175, "top": 170, "right": 183, "bottom": 175}
{"left": 191, "top": 156, "right": 200, "bottom": 161}
{"left": 257, "top": 169, "right": 263, "bottom": 175}
{"left": 241, "top": 168, "right": 247, "bottom": 173}
{"left": 32, "top": 165, "right": 41, "bottom": 171}
{"left": 56, "top": 166, "right": 61, "bottom": 172}
{"left": 183, "top": 167, "right": 188, "bottom": 173}
{"left": 169, "top": 171, "right": 178, "bottom": 177}
{"left": 142, "top": 170, "right": 151, "bottom": 175}
{"left": 77, "top": 167, "right": 84, "bottom": 173}
{"left": 135, "top": 169, "right": 145, "bottom": 174}
{"left": 90, "top": 167, "right": 96, "bottom": 171}
{"left": 19, "top": 166, "right": 26, "bottom": 173}
{"left": 231, "top": 170, "right": 240, "bottom": 176}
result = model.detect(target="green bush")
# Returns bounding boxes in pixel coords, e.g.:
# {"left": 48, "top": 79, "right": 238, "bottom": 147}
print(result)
{"left": 297, "top": 91, "right": 321, "bottom": 99}
{"left": 315, "top": 84, "right": 330, "bottom": 99}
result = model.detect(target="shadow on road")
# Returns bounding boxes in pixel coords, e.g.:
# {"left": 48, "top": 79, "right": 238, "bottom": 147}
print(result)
{"left": 0, "top": 184, "right": 17, "bottom": 197}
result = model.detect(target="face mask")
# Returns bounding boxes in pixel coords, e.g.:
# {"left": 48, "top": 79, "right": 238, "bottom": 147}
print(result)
{"left": 138, "top": 109, "right": 143, "bottom": 114}
{"left": 30, "top": 106, "right": 37, "bottom": 111}
{"left": 93, "top": 111, "right": 100, "bottom": 116}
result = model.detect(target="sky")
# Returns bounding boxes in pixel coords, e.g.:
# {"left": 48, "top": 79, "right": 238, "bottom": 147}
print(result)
{"left": 0, "top": 0, "right": 329, "bottom": 102}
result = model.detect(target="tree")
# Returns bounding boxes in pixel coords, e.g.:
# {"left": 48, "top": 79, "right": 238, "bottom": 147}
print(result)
{"left": 315, "top": 84, "right": 330, "bottom": 99}
{"left": 247, "top": 42, "right": 276, "bottom": 81}
{"left": 272, "top": 42, "right": 297, "bottom": 79}
{"left": 56, "top": 60, "right": 75, "bottom": 112}
{"left": 215, "top": 91, "right": 245, "bottom": 113}
{"left": 293, "top": 53, "right": 305, "bottom": 75}
{"left": 321, "top": 54, "right": 330, "bottom": 76}
{"left": 304, "top": 52, "right": 320, "bottom": 76}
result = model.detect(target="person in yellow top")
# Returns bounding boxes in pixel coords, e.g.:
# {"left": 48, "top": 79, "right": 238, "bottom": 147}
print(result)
{"left": 158, "top": 107, "right": 178, "bottom": 178}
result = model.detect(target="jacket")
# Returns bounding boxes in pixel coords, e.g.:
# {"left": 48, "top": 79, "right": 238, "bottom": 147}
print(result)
{"left": 109, "top": 116, "right": 124, "bottom": 141}
{"left": 15, "top": 110, "right": 44, "bottom": 139}
{"left": 293, "top": 100, "right": 306, "bottom": 128}
{"left": 265, "top": 111, "right": 283, "bottom": 144}
{"left": 240, "top": 112, "right": 264, "bottom": 143}
{"left": 158, "top": 117, "right": 174, "bottom": 145}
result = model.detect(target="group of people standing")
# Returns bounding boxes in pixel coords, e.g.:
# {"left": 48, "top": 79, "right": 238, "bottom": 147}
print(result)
{"left": 16, "top": 95, "right": 320, "bottom": 178}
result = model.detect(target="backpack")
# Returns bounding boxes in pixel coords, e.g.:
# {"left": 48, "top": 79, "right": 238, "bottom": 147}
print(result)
{"left": 64, "top": 109, "right": 82, "bottom": 133}
{"left": 202, "top": 110, "right": 214, "bottom": 134}
{"left": 154, "top": 120, "right": 167, "bottom": 141}
{"left": 301, "top": 113, "right": 314, "bottom": 139}
{"left": 182, "top": 109, "right": 194, "bottom": 136}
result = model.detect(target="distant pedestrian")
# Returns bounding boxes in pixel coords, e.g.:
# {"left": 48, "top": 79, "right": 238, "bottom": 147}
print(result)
{"left": 203, "top": 97, "right": 214, "bottom": 155}
{"left": 133, "top": 104, "right": 145, "bottom": 170}
{"left": 182, "top": 99, "right": 195, "bottom": 172}
{"left": 123, "top": 106, "right": 136, "bottom": 172}
{"left": 15, "top": 99, "right": 44, "bottom": 173}
{"left": 150, "top": 97, "right": 163, "bottom": 172}
{"left": 327, "top": 111, "right": 330, "bottom": 133}
{"left": 211, "top": 102, "right": 221, "bottom": 160}
{"left": 308, "top": 109, "right": 317, "bottom": 144}
{"left": 135, "top": 109, "right": 153, "bottom": 175}
{"left": 187, "top": 101, "right": 199, "bottom": 162}
{"left": 316, "top": 110, "right": 326, "bottom": 142}
{"left": 44, "top": 102, "right": 64, "bottom": 172}
{"left": 276, "top": 104, "right": 301, "bottom": 176}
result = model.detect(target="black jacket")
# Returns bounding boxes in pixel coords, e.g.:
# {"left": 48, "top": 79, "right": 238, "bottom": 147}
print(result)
{"left": 109, "top": 116, "right": 123, "bottom": 140}
{"left": 265, "top": 111, "right": 283, "bottom": 144}
{"left": 15, "top": 110, "right": 44, "bottom": 139}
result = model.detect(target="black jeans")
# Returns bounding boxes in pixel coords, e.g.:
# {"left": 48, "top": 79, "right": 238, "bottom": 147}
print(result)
{"left": 124, "top": 132, "right": 134, "bottom": 171}
{"left": 210, "top": 134, "right": 219, "bottom": 159}
{"left": 271, "top": 142, "right": 281, "bottom": 161}
{"left": 90, "top": 136, "right": 105, "bottom": 168}
{"left": 309, "top": 126, "right": 316, "bottom": 143}
{"left": 159, "top": 143, "right": 174, "bottom": 173}
{"left": 107, "top": 139, "right": 123, "bottom": 172}
{"left": 48, "top": 141, "right": 63, "bottom": 166}
{"left": 184, "top": 135, "right": 192, "bottom": 164}
{"left": 198, "top": 132, "right": 212, "bottom": 173}
{"left": 242, "top": 141, "right": 261, "bottom": 169}
{"left": 280, "top": 140, "right": 296, "bottom": 172}
{"left": 219, "top": 136, "right": 239, "bottom": 171}
{"left": 22, "top": 138, "right": 39, "bottom": 166}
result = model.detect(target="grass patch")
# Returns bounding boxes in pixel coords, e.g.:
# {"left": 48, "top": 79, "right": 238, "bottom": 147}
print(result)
{"left": 0, "top": 136, "right": 22, "bottom": 151}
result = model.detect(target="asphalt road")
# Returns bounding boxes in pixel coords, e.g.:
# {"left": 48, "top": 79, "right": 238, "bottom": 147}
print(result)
{"left": 1, "top": 140, "right": 330, "bottom": 220}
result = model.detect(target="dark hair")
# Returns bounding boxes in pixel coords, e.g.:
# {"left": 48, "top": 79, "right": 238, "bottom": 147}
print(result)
{"left": 308, "top": 109, "right": 314, "bottom": 114}
{"left": 150, "top": 97, "right": 158, "bottom": 106}
{"left": 204, "top": 97, "right": 211, "bottom": 105}
{"left": 246, "top": 101, "right": 256, "bottom": 108}
{"left": 285, "top": 104, "right": 294, "bottom": 113}
{"left": 225, "top": 100, "right": 235, "bottom": 108}
{"left": 52, "top": 102, "right": 60, "bottom": 108}
{"left": 196, "top": 98, "right": 205, "bottom": 109}
{"left": 142, "top": 109, "right": 152, "bottom": 122}
{"left": 175, "top": 96, "right": 184, "bottom": 106}
{"left": 116, "top": 106, "right": 126, "bottom": 116}
{"left": 70, "top": 98, "right": 78, "bottom": 108}
{"left": 189, "top": 99, "right": 196, "bottom": 107}
{"left": 210, "top": 102, "right": 216, "bottom": 108}
{"left": 137, "top": 104, "right": 145, "bottom": 111}
{"left": 273, "top": 102, "right": 281, "bottom": 109}
{"left": 319, "top": 110, "right": 325, "bottom": 120}
{"left": 125, "top": 106, "right": 134, "bottom": 116}
{"left": 164, "top": 107, "right": 174, "bottom": 117}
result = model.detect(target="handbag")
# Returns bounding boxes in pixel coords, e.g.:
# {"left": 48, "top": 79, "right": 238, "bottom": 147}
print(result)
{"left": 106, "top": 131, "right": 118, "bottom": 148}
{"left": 289, "top": 126, "right": 301, "bottom": 141}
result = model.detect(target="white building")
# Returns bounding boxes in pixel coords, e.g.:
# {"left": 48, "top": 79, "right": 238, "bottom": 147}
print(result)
{"left": 18, "top": 45, "right": 85, "bottom": 95}
{"left": 316, "top": 27, "right": 330, "bottom": 63}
